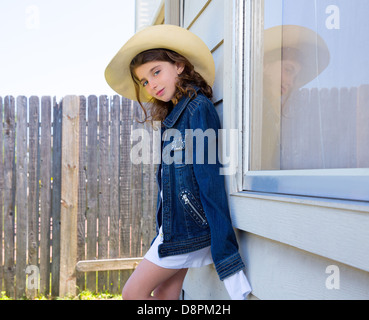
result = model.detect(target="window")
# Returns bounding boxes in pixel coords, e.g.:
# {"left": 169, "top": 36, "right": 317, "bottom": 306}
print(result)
{"left": 244, "top": 0, "right": 369, "bottom": 201}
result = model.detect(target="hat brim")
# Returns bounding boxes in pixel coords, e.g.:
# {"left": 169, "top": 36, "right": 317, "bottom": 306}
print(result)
{"left": 264, "top": 25, "right": 330, "bottom": 88}
{"left": 105, "top": 24, "right": 215, "bottom": 102}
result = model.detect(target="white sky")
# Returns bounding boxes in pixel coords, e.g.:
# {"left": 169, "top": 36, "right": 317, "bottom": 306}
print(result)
{"left": 0, "top": 0, "right": 135, "bottom": 100}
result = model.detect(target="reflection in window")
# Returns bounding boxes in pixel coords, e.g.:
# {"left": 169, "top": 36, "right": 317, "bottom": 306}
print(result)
{"left": 259, "top": 0, "right": 369, "bottom": 170}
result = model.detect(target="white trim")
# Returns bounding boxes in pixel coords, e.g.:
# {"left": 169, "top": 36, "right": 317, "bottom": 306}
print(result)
{"left": 223, "top": 0, "right": 244, "bottom": 194}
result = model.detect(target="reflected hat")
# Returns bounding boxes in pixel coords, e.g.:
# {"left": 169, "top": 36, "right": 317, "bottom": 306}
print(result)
{"left": 105, "top": 24, "right": 215, "bottom": 101}
{"left": 264, "top": 25, "right": 330, "bottom": 87}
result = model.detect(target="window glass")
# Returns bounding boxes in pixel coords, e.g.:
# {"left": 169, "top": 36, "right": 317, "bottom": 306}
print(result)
{"left": 258, "top": 0, "right": 369, "bottom": 170}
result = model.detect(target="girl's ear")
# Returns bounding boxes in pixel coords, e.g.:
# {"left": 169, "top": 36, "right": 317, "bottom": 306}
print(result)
{"left": 176, "top": 62, "right": 185, "bottom": 75}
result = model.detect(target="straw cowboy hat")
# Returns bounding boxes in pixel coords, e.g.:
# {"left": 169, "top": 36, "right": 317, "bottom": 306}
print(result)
{"left": 264, "top": 25, "right": 330, "bottom": 88}
{"left": 105, "top": 24, "right": 215, "bottom": 101}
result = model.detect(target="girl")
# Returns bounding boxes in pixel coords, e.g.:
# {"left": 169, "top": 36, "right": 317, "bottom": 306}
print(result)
{"left": 105, "top": 25, "right": 251, "bottom": 300}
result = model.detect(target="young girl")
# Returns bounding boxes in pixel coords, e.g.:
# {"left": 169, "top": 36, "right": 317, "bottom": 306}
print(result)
{"left": 105, "top": 25, "right": 251, "bottom": 300}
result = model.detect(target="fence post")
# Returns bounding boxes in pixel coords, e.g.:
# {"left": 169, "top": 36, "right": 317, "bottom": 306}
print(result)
{"left": 59, "top": 96, "right": 80, "bottom": 297}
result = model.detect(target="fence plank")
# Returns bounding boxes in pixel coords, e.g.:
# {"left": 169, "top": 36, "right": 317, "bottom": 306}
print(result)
{"left": 27, "top": 96, "right": 40, "bottom": 298}
{"left": 39, "top": 96, "right": 52, "bottom": 295}
{"left": 15, "top": 96, "right": 28, "bottom": 299}
{"left": 76, "top": 258, "right": 142, "bottom": 273}
{"left": 86, "top": 95, "right": 98, "bottom": 292}
{"left": 119, "top": 97, "right": 133, "bottom": 286}
{"left": 98, "top": 95, "right": 110, "bottom": 292}
{"left": 0, "top": 97, "right": 3, "bottom": 293}
{"left": 59, "top": 96, "right": 80, "bottom": 297}
{"left": 77, "top": 96, "right": 87, "bottom": 291}
{"left": 109, "top": 95, "right": 120, "bottom": 293}
{"left": 3, "top": 96, "right": 16, "bottom": 298}
{"left": 141, "top": 120, "right": 155, "bottom": 254}
{"left": 51, "top": 98, "right": 62, "bottom": 296}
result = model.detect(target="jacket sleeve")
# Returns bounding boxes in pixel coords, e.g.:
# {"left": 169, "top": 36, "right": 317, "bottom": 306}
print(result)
{"left": 189, "top": 97, "right": 245, "bottom": 281}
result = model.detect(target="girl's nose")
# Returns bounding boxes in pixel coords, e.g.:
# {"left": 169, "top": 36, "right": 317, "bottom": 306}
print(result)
{"left": 149, "top": 80, "right": 158, "bottom": 90}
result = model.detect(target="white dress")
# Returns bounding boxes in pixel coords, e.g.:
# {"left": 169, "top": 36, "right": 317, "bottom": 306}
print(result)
{"left": 144, "top": 226, "right": 252, "bottom": 300}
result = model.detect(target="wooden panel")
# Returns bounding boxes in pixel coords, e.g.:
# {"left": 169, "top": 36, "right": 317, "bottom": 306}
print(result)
{"left": 15, "top": 96, "right": 28, "bottom": 299}
{"left": 39, "top": 96, "right": 52, "bottom": 295}
{"left": 119, "top": 98, "right": 133, "bottom": 286}
{"left": 59, "top": 96, "right": 80, "bottom": 297}
{"left": 109, "top": 95, "right": 121, "bottom": 293}
{"left": 98, "top": 95, "right": 110, "bottom": 292}
{"left": 131, "top": 104, "right": 144, "bottom": 257}
{"left": 51, "top": 97, "right": 62, "bottom": 297}
{"left": 3, "top": 96, "right": 15, "bottom": 297}
{"left": 141, "top": 120, "right": 155, "bottom": 255}
{"left": 86, "top": 95, "right": 98, "bottom": 292}
{"left": 76, "top": 258, "right": 143, "bottom": 273}
{"left": 27, "top": 96, "right": 39, "bottom": 299}
{"left": 77, "top": 96, "right": 87, "bottom": 291}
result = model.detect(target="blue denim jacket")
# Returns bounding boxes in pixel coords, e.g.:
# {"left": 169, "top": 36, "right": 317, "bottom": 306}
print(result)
{"left": 154, "top": 87, "right": 245, "bottom": 281}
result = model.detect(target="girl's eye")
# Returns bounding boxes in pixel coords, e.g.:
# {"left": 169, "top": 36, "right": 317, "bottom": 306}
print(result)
{"left": 142, "top": 80, "right": 148, "bottom": 87}
{"left": 154, "top": 70, "right": 160, "bottom": 76}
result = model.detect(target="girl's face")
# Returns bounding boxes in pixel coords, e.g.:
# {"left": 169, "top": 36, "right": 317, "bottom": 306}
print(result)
{"left": 264, "top": 59, "right": 301, "bottom": 97}
{"left": 135, "top": 60, "right": 184, "bottom": 103}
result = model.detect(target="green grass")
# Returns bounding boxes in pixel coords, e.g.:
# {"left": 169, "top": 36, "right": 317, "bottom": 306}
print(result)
{"left": 0, "top": 290, "right": 121, "bottom": 300}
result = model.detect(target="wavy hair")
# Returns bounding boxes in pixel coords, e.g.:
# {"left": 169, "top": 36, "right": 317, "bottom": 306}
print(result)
{"left": 130, "top": 49, "right": 213, "bottom": 124}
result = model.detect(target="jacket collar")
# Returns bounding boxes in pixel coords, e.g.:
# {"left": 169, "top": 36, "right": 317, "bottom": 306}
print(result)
{"left": 162, "top": 87, "right": 200, "bottom": 128}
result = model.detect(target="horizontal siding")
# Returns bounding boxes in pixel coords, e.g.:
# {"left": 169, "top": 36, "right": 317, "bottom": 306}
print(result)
{"left": 187, "top": 0, "right": 224, "bottom": 51}
{"left": 183, "top": 265, "right": 229, "bottom": 300}
{"left": 184, "top": 0, "right": 224, "bottom": 105}
{"left": 230, "top": 193, "right": 369, "bottom": 274}
{"left": 212, "top": 45, "right": 224, "bottom": 105}
{"left": 239, "top": 232, "right": 369, "bottom": 300}
{"left": 183, "top": 0, "right": 209, "bottom": 28}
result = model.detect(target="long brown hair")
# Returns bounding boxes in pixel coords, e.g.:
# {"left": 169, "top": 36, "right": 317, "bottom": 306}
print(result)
{"left": 130, "top": 49, "right": 213, "bottom": 124}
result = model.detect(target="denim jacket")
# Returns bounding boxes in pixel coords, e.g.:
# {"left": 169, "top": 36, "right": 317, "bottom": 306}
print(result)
{"left": 154, "top": 87, "right": 245, "bottom": 281}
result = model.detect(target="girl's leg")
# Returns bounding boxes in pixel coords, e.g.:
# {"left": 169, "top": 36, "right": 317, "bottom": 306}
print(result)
{"left": 153, "top": 268, "right": 188, "bottom": 300}
{"left": 122, "top": 258, "right": 188, "bottom": 300}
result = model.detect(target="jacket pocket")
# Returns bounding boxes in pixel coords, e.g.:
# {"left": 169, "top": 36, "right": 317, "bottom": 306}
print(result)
{"left": 179, "top": 190, "right": 208, "bottom": 228}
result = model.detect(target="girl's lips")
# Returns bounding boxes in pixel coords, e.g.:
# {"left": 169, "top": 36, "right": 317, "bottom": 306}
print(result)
{"left": 157, "top": 89, "right": 165, "bottom": 97}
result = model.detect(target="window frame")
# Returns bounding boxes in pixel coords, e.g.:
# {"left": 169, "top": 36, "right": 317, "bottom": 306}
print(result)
{"left": 242, "top": 0, "right": 369, "bottom": 203}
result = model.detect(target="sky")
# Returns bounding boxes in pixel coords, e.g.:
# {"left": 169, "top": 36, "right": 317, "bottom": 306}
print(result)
{"left": 0, "top": 0, "right": 135, "bottom": 100}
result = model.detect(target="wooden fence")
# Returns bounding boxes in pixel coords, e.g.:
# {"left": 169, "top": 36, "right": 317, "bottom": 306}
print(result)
{"left": 0, "top": 95, "right": 157, "bottom": 299}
